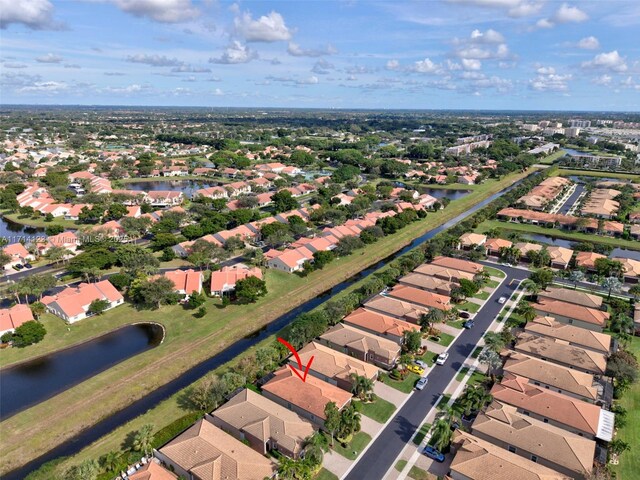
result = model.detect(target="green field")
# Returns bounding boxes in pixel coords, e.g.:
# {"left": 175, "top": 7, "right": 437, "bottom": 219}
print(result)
{"left": 458, "top": 301, "right": 481, "bottom": 313}
{"left": 1, "top": 211, "right": 77, "bottom": 229}
{"left": 315, "top": 468, "right": 339, "bottom": 480}
{"left": 476, "top": 219, "right": 640, "bottom": 251}
{"left": 429, "top": 331, "right": 455, "bottom": 347}
{"left": 358, "top": 397, "right": 396, "bottom": 423}
{"left": 330, "top": 432, "right": 372, "bottom": 460}
{"left": 536, "top": 149, "right": 567, "bottom": 165}
{"left": 556, "top": 169, "right": 640, "bottom": 182}
{"left": 1, "top": 168, "right": 538, "bottom": 477}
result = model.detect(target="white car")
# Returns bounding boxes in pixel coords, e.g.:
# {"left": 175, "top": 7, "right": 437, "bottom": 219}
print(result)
{"left": 435, "top": 352, "right": 449, "bottom": 365}
{"left": 498, "top": 296, "right": 507, "bottom": 304}
{"left": 415, "top": 376, "right": 429, "bottom": 390}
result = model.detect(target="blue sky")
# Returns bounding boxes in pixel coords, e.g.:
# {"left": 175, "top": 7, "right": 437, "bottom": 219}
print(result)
{"left": 1, "top": 0, "right": 639, "bottom": 110}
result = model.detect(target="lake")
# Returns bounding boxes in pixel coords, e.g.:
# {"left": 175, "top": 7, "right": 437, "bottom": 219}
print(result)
{"left": 0, "top": 323, "right": 164, "bottom": 420}
{"left": 122, "top": 180, "right": 222, "bottom": 198}
{"left": 0, "top": 216, "right": 47, "bottom": 244}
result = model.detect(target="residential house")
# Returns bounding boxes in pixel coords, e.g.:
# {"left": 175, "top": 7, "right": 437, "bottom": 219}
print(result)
{"left": 342, "top": 307, "right": 418, "bottom": 344}
{"left": 161, "top": 269, "right": 203, "bottom": 296}
{"left": 261, "top": 367, "right": 352, "bottom": 427}
{"left": 524, "top": 316, "right": 612, "bottom": 355}
{"left": 449, "top": 431, "right": 571, "bottom": 480}
{"left": 613, "top": 257, "right": 640, "bottom": 283}
{"left": 41, "top": 280, "right": 124, "bottom": 323}
{"left": 490, "top": 373, "right": 614, "bottom": 441}
{"left": 295, "top": 341, "right": 379, "bottom": 390}
{"left": 458, "top": 233, "right": 487, "bottom": 250}
{"left": 538, "top": 288, "right": 603, "bottom": 310}
{"left": 532, "top": 299, "right": 609, "bottom": 332}
{"left": 266, "top": 246, "right": 314, "bottom": 273}
{"left": 547, "top": 246, "right": 574, "bottom": 269}
{"left": 319, "top": 323, "right": 401, "bottom": 369}
{"left": 195, "top": 186, "right": 228, "bottom": 200}
{"left": 363, "top": 295, "right": 428, "bottom": 324}
{"left": 2, "top": 243, "right": 36, "bottom": 269}
{"left": 502, "top": 351, "right": 600, "bottom": 404}
{"left": 128, "top": 461, "right": 177, "bottom": 480}
{"left": 156, "top": 418, "right": 277, "bottom": 480}
{"left": 471, "top": 401, "right": 595, "bottom": 479}
{"left": 430, "top": 256, "right": 484, "bottom": 274}
{"left": 144, "top": 191, "right": 184, "bottom": 206}
{"left": 36, "top": 231, "right": 80, "bottom": 256}
{"left": 210, "top": 388, "right": 315, "bottom": 459}
{"left": 514, "top": 333, "right": 607, "bottom": 376}
{"left": 412, "top": 264, "right": 475, "bottom": 283}
{"left": 514, "top": 242, "right": 542, "bottom": 260}
{"left": 397, "top": 273, "right": 458, "bottom": 296}
{"left": 386, "top": 285, "right": 451, "bottom": 312}
{"left": 210, "top": 265, "right": 263, "bottom": 297}
{"left": 0, "top": 304, "right": 34, "bottom": 336}
{"left": 574, "top": 251, "right": 607, "bottom": 271}
{"left": 484, "top": 237, "right": 513, "bottom": 257}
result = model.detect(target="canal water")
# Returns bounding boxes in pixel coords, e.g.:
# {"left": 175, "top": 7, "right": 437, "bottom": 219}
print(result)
{"left": 522, "top": 233, "right": 640, "bottom": 261}
{"left": 0, "top": 324, "right": 163, "bottom": 421}
{"left": 122, "top": 180, "right": 222, "bottom": 198}
{"left": 0, "top": 216, "right": 47, "bottom": 244}
{"left": 3, "top": 173, "right": 535, "bottom": 480}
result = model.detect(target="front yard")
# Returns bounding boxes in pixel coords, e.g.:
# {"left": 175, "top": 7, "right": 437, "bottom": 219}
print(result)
{"left": 357, "top": 397, "right": 396, "bottom": 423}
{"left": 329, "top": 432, "right": 372, "bottom": 460}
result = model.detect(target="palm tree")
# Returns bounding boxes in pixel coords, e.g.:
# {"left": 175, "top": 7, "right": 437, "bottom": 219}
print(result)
{"left": 350, "top": 373, "right": 374, "bottom": 402}
{"left": 101, "top": 451, "right": 120, "bottom": 472}
{"left": 600, "top": 276, "right": 622, "bottom": 300}
{"left": 419, "top": 309, "right": 444, "bottom": 332}
{"left": 459, "top": 385, "right": 492, "bottom": 417}
{"left": 568, "top": 269, "right": 585, "bottom": 289}
{"left": 338, "top": 404, "right": 361, "bottom": 439}
{"left": 7, "top": 283, "right": 21, "bottom": 304}
{"left": 132, "top": 423, "right": 154, "bottom": 457}
{"left": 610, "top": 314, "right": 634, "bottom": 343}
{"left": 478, "top": 349, "right": 502, "bottom": 381}
{"left": 520, "top": 279, "right": 541, "bottom": 297}
{"left": 29, "top": 302, "right": 46, "bottom": 320}
{"left": 483, "top": 332, "right": 506, "bottom": 353}
{"left": 516, "top": 300, "right": 536, "bottom": 323}
{"left": 302, "top": 433, "right": 328, "bottom": 467}
{"left": 429, "top": 418, "right": 453, "bottom": 452}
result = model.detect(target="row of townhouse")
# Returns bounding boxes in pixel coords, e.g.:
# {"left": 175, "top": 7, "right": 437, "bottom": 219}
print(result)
{"left": 497, "top": 207, "right": 626, "bottom": 236}
{"left": 516, "top": 176, "right": 572, "bottom": 211}
{"left": 581, "top": 188, "right": 621, "bottom": 219}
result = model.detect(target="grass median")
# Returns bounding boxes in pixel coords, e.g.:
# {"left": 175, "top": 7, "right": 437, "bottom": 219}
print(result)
{"left": 1, "top": 169, "right": 535, "bottom": 477}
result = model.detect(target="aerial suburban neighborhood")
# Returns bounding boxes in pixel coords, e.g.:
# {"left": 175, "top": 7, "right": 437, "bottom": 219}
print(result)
{"left": 0, "top": 2, "right": 639, "bottom": 480}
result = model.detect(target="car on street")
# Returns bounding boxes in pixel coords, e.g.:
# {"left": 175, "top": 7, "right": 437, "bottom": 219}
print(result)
{"left": 415, "top": 376, "right": 428, "bottom": 390}
{"left": 435, "top": 352, "right": 449, "bottom": 365}
{"left": 463, "top": 320, "right": 475, "bottom": 329}
{"left": 498, "top": 296, "right": 507, "bottom": 304}
{"left": 24, "top": 263, "right": 33, "bottom": 269}
{"left": 459, "top": 311, "right": 471, "bottom": 319}
{"left": 407, "top": 364, "right": 425, "bottom": 375}
{"left": 422, "top": 446, "right": 445, "bottom": 462}
{"left": 413, "top": 360, "right": 428, "bottom": 369}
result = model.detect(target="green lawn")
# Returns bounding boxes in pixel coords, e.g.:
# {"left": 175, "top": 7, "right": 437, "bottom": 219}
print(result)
{"left": 471, "top": 346, "right": 483, "bottom": 358}
{"left": 504, "top": 312, "right": 526, "bottom": 328}
{"left": 467, "top": 370, "right": 487, "bottom": 387}
{"left": 408, "top": 465, "right": 432, "bottom": 480}
{"left": 380, "top": 371, "right": 420, "bottom": 393}
{"left": 428, "top": 331, "right": 455, "bottom": 347}
{"left": 474, "top": 290, "right": 490, "bottom": 300}
{"left": 458, "top": 301, "right": 480, "bottom": 313}
{"left": 476, "top": 219, "right": 640, "bottom": 251}
{"left": 446, "top": 319, "right": 466, "bottom": 330}
{"left": 485, "top": 279, "right": 500, "bottom": 288}
{"left": 556, "top": 169, "right": 640, "bottom": 183}
{"left": 331, "top": 432, "right": 372, "bottom": 460}
{"left": 436, "top": 394, "right": 452, "bottom": 410}
{"left": 1, "top": 211, "right": 77, "bottom": 229}
{"left": 412, "top": 423, "right": 432, "bottom": 445}
{"left": 357, "top": 397, "right": 396, "bottom": 423}
{"left": 483, "top": 266, "right": 506, "bottom": 278}
{"left": 456, "top": 367, "right": 469, "bottom": 382}
{"left": 613, "top": 337, "right": 640, "bottom": 479}
{"left": 395, "top": 460, "right": 408, "bottom": 471}
{"left": 536, "top": 149, "right": 567, "bottom": 165}
{"left": 315, "top": 468, "right": 338, "bottom": 480}
{"left": 420, "top": 350, "right": 440, "bottom": 367}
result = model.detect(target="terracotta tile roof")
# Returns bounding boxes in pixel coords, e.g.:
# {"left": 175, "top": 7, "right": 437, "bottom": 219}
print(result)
{"left": 412, "top": 264, "right": 475, "bottom": 283}
{"left": 261, "top": 367, "right": 352, "bottom": 420}
{"left": 397, "top": 273, "right": 458, "bottom": 294}
{"left": 162, "top": 269, "right": 203, "bottom": 295}
{"left": 431, "top": 256, "right": 484, "bottom": 274}
{"left": 612, "top": 257, "right": 640, "bottom": 278}
{"left": 538, "top": 288, "right": 602, "bottom": 309}
{"left": 491, "top": 373, "right": 603, "bottom": 437}
{"left": 0, "top": 304, "right": 34, "bottom": 333}
{"left": 546, "top": 246, "right": 574, "bottom": 265}
{"left": 502, "top": 351, "right": 598, "bottom": 401}
{"left": 485, "top": 237, "right": 513, "bottom": 251}
{"left": 297, "top": 341, "right": 379, "bottom": 383}
{"left": 471, "top": 401, "right": 595, "bottom": 477}
{"left": 212, "top": 389, "right": 314, "bottom": 457}
{"left": 533, "top": 299, "right": 609, "bottom": 327}
{"left": 574, "top": 251, "right": 607, "bottom": 269}
{"left": 159, "top": 419, "right": 276, "bottom": 480}
{"left": 343, "top": 307, "right": 418, "bottom": 338}
{"left": 41, "top": 280, "right": 123, "bottom": 319}
{"left": 3, "top": 243, "right": 31, "bottom": 260}
{"left": 128, "top": 461, "right": 178, "bottom": 480}
{"left": 320, "top": 323, "right": 401, "bottom": 362}
{"left": 458, "top": 233, "right": 487, "bottom": 247}
{"left": 525, "top": 316, "right": 611, "bottom": 354}
{"left": 363, "top": 294, "right": 427, "bottom": 323}
{"left": 514, "top": 242, "right": 543, "bottom": 256}
{"left": 387, "top": 285, "right": 451, "bottom": 311}
{"left": 210, "top": 266, "right": 262, "bottom": 293}
{"left": 451, "top": 431, "right": 571, "bottom": 480}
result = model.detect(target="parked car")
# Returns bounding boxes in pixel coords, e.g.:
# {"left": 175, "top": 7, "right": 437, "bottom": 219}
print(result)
{"left": 463, "top": 320, "right": 475, "bottom": 329}
{"left": 413, "top": 360, "right": 428, "bottom": 369}
{"left": 407, "top": 364, "right": 425, "bottom": 375}
{"left": 459, "top": 311, "right": 471, "bottom": 319}
{"left": 24, "top": 263, "right": 33, "bottom": 269}
{"left": 415, "top": 376, "right": 429, "bottom": 390}
{"left": 498, "top": 296, "right": 507, "bottom": 304}
{"left": 436, "top": 352, "right": 449, "bottom": 365}
{"left": 14, "top": 264, "right": 24, "bottom": 270}
{"left": 422, "top": 446, "right": 445, "bottom": 462}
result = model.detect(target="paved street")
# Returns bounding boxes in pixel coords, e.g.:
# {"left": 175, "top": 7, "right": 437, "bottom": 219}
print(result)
{"left": 344, "top": 263, "right": 529, "bottom": 480}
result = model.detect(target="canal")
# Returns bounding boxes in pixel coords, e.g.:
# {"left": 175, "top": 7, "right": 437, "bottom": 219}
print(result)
{"left": 0, "top": 324, "right": 164, "bottom": 420}
{"left": 0, "top": 216, "right": 47, "bottom": 244}
{"left": 3, "top": 174, "right": 535, "bottom": 479}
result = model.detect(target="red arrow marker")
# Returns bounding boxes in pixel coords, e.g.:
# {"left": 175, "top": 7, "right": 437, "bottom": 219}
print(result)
{"left": 277, "top": 337, "right": 314, "bottom": 382}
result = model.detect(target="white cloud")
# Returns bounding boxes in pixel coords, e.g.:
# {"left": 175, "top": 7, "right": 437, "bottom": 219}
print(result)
{"left": 386, "top": 59, "right": 400, "bottom": 70}
{"left": 536, "top": 66, "right": 555, "bottom": 74}
{"left": 469, "top": 28, "right": 504, "bottom": 44}
{"left": 462, "top": 58, "right": 482, "bottom": 70}
{"left": 36, "top": 53, "right": 63, "bottom": 63}
{"left": 126, "top": 54, "right": 183, "bottom": 67}
{"left": 209, "top": 41, "right": 258, "bottom": 64}
{"left": 297, "top": 76, "right": 319, "bottom": 85}
{"left": 234, "top": 10, "right": 292, "bottom": 42}
{"left": 529, "top": 70, "right": 572, "bottom": 91}
{"left": 312, "top": 59, "right": 335, "bottom": 75}
{"left": 0, "top": 0, "right": 56, "bottom": 29}
{"left": 19, "top": 80, "right": 68, "bottom": 93}
{"left": 3, "top": 62, "right": 28, "bottom": 69}
{"left": 63, "top": 64, "right": 81, "bottom": 69}
{"left": 411, "top": 58, "right": 442, "bottom": 74}
{"left": 582, "top": 50, "right": 628, "bottom": 72}
{"left": 213, "top": 88, "right": 224, "bottom": 96}
{"left": 577, "top": 36, "right": 599, "bottom": 50}
{"left": 170, "top": 65, "right": 211, "bottom": 73}
{"left": 110, "top": 0, "right": 198, "bottom": 23}
{"left": 535, "top": 3, "right": 588, "bottom": 29}
{"left": 446, "top": 0, "right": 543, "bottom": 18}
{"left": 593, "top": 74, "right": 612, "bottom": 85}
{"left": 287, "top": 42, "right": 337, "bottom": 57}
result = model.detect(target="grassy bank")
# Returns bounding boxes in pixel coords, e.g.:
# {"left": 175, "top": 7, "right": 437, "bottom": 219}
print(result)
{"left": 475, "top": 219, "right": 640, "bottom": 251}
{"left": 1, "top": 211, "right": 77, "bottom": 230}
{"left": 536, "top": 149, "right": 567, "bottom": 165}
{"left": 556, "top": 169, "right": 640, "bottom": 182}
{"left": 0, "top": 168, "right": 535, "bottom": 477}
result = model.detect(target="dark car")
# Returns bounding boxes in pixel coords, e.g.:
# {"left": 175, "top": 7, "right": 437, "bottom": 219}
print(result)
{"left": 24, "top": 263, "right": 33, "bottom": 269}
{"left": 463, "top": 320, "right": 475, "bottom": 329}
{"left": 459, "top": 311, "right": 471, "bottom": 319}
{"left": 422, "top": 446, "right": 445, "bottom": 462}
{"left": 14, "top": 264, "right": 24, "bottom": 270}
